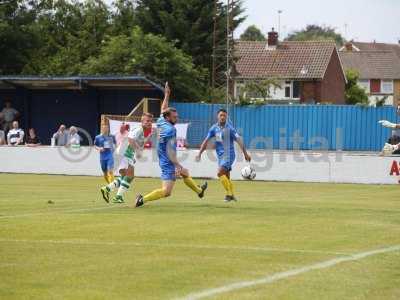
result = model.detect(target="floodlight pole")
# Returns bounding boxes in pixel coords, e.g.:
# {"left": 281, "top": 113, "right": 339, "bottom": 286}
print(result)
{"left": 278, "top": 10, "right": 283, "bottom": 37}
{"left": 226, "top": 0, "right": 230, "bottom": 113}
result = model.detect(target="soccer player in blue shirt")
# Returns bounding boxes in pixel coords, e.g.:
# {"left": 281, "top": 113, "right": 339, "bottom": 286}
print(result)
{"left": 135, "top": 83, "right": 207, "bottom": 207}
{"left": 94, "top": 124, "right": 116, "bottom": 184}
{"left": 196, "top": 109, "right": 251, "bottom": 202}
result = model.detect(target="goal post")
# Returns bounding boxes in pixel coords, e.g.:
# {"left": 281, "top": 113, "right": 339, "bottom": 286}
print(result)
{"left": 101, "top": 98, "right": 161, "bottom": 127}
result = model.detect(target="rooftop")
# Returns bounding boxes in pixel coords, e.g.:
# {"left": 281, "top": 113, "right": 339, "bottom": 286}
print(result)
{"left": 351, "top": 42, "right": 400, "bottom": 59}
{"left": 0, "top": 75, "right": 164, "bottom": 91}
{"left": 339, "top": 51, "right": 400, "bottom": 79}
{"left": 235, "top": 40, "right": 338, "bottom": 80}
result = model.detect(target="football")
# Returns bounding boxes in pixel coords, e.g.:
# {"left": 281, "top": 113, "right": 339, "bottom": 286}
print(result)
{"left": 241, "top": 166, "right": 256, "bottom": 180}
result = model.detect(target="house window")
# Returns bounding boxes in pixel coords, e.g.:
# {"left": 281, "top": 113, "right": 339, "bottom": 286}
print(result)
{"left": 235, "top": 82, "right": 245, "bottom": 98}
{"left": 370, "top": 79, "right": 381, "bottom": 93}
{"left": 284, "top": 81, "right": 291, "bottom": 98}
{"left": 284, "top": 81, "right": 300, "bottom": 99}
{"left": 358, "top": 80, "right": 369, "bottom": 92}
{"left": 381, "top": 80, "right": 393, "bottom": 94}
{"left": 293, "top": 81, "right": 300, "bottom": 98}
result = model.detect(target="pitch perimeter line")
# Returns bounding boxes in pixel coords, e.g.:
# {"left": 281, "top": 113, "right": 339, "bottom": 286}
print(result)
{"left": 0, "top": 239, "right": 350, "bottom": 256}
{"left": 0, "top": 205, "right": 121, "bottom": 219}
{"left": 178, "top": 244, "right": 400, "bottom": 300}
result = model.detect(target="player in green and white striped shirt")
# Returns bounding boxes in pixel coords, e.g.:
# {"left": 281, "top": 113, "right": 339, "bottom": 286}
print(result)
{"left": 100, "top": 113, "right": 154, "bottom": 203}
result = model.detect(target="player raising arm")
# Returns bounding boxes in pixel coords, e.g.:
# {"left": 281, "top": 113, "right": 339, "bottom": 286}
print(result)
{"left": 196, "top": 109, "right": 251, "bottom": 202}
{"left": 100, "top": 113, "right": 154, "bottom": 203}
{"left": 135, "top": 82, "right": 207, "bottom": 207}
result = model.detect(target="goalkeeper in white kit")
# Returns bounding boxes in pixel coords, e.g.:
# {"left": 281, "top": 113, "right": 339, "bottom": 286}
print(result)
{"left": 379, "top": 120, "right": 400, "bottom": 155}
{"left": 100, "top": 113, "right": 154, "bottom": 203}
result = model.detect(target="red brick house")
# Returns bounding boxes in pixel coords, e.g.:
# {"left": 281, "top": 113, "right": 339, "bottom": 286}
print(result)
{"left": 339, "top": 41, "right": 400, "bottom": 106}
{"left": 234, "top": 29, "right": 346, "bottom": 104}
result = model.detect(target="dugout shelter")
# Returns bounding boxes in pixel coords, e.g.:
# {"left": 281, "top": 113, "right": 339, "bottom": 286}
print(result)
{"left": 0, "top": 76, "right": 163, "bottom": 144}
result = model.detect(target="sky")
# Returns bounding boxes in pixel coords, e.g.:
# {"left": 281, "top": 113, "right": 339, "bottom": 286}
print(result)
{"left": 235, "top": 0, "right": 400, "bottom": 43}
{"left": 102, "top": 0, "right": 399, "bottom": 44}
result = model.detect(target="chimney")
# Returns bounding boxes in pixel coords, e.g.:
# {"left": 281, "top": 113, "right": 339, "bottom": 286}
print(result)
{"left": 345, "top": 42, "right": 353, "bottom": 51}
{"left": 267, "top": 28, "right": 278, "bottom": 48}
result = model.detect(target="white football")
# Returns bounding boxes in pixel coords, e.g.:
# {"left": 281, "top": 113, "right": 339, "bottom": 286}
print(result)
{"left": 241, "top": 166, "right": 256, "bottom": 180}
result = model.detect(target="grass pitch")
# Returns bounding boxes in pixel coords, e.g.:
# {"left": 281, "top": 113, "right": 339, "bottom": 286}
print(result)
{"left": 0, "top": 173, "right": 399, "bottom": 300}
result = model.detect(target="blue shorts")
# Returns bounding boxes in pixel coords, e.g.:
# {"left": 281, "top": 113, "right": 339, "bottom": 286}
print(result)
{"left": 218, "top": 159, "right": 234, "bottom": 172}
{"left": 160, "top": 162, "right": 176, "bottom": 181}
{"left": 100, "top": 158, "right": 114, "bottom": 173}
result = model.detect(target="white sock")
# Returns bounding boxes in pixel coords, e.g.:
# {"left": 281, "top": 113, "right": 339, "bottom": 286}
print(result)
{"left": 117, "top": 179, "right": 130, "bottom": 197}
{"left": 107, "top": 178, "right": 121, "bottom": 191}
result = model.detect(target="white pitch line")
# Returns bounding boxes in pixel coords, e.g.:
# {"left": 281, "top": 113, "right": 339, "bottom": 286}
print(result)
{"left": 0, "top": 239, "right": 350, "bottom": 256}
{"left": 179, "top": 244, "right": 400, "bottom": 300}
{"left": 0, "top": 205, "right": 120, "bottom": 219}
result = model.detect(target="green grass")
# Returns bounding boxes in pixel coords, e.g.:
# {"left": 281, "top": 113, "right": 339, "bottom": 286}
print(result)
{"left": 0, "top": 173, "right": 399, "bottom": 300}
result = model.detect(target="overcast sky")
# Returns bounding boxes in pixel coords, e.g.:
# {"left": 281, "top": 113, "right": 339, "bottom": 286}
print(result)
{"left": 103, "top": 0, "right": 399, "bottom": 43}
{"left": 236, "top": 0, "right": 400, "bottom": 43}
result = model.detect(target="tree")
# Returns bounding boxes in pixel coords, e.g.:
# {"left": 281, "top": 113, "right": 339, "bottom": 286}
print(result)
{"left": 81, "top": 27, "right": 207, "bottom": 101}
{"left": 237, "top": 79, "right": 281, "bottom": 105}
{"left": 285, "top": 24, "right": 344, "bottom": 45}
{"left": 22, "top": 0, "right": 111, "bottom": 75}
{"left": 135, "top": 0, "right": 246, "bottom": 75}
{"left": 0, "top": 0, "right": 39, "bottom": 74}
{"left": 0, "top": 0, "right": 244, "bottom": 101}
{"left": 240, "top": 25, "right": 265, "bottom": 41}
{"left": 109, "top": 0, "right": 137, "bottom": 35}
{"left": 345, "top": 69, "right": 369, "bottom": 105}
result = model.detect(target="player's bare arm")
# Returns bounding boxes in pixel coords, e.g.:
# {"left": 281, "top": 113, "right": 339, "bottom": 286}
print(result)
{"left": 128, "top": 137, "right": 142, "bottom": 157}
{"left": 236, "top": 137, "right": 251, "bottom": 162}
{"left": 95, "top": 145, "right": 105, "bottom": 152}
{"left": 169, "top": 149, "right": 185, "bottom": 173}
{"left": 161, "top": 82, "right": 171, "bottom": 113}
{"left": 195, "top": 138, "right": 209, "bottom": 161}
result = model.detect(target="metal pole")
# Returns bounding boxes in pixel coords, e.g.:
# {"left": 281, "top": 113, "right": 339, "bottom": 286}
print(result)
{"left": 278, "top": 10, "right": 282, "bottom": 38}
{"left": 211, "top": 0, "right": 218, "bottom": 89}
{"left": 226, "top": 0, "right": 230, "bottom": 113}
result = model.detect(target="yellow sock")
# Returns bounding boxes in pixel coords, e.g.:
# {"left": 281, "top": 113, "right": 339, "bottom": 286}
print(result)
{"left": 107, "top": 172, "right": 114, "bottom": 184}
{"left": 183, "top": 176, "right": 202, "bottom": 194}
{"left": 143, "top": 189, "right": 166, "bottom": 202}
{"left": 103, "top": 174, "right": 110, "bottom": 183}
{"left": 219, "top": 175, "right": 233, "bottom": 196}
{"left": 228, "top": 179, "right": 234, "bottom": 196}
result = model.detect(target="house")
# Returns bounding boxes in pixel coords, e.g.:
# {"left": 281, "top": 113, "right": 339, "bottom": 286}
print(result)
{"left": 339, "top": 41, "right": 400, "bottom": 106}
{"left": 234, "top": 29, "right": 346, "bottom": 104}
{"left": 340, "top": 41, "right": 400, "bottom": 59}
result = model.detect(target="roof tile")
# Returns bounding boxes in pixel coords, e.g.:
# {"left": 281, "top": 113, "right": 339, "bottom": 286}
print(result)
{"left": 234, "top": 40, "right": 336, "bottom": 80}
{"left": 339, "top": 51, "right": 400, "bottom": 79}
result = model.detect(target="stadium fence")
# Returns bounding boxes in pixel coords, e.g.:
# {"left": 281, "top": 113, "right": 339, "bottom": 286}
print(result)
{"left": 171, "top": 102, "right": 399, "bottom": 151}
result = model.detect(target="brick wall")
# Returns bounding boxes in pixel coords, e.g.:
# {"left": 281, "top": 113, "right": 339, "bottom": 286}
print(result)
{"left": 301, "top": 81, "right": 320, "bottom": 103}
{"left": 394, "top": 80, "right": 400, "bottom": 107}
{"left": 321, "top": 50, "right": 346, "bottom": 104}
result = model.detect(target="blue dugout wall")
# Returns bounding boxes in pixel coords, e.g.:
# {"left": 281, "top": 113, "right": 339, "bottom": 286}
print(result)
{"left": 172, "top": 102, "right": 399, "bottom": 151}
{"left": 0, "top": 88, "right": 162, "bottom": 144}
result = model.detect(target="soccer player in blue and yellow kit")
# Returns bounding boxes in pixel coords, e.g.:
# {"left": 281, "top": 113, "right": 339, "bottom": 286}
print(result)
{"left": 196, "top": 109, "right": 251, "bottom": 202}
{"left": 94, "top": 124, "right": 116, "bottom": 184}
{"left": 135, "top": 83, "right": 207, "bottom": 207}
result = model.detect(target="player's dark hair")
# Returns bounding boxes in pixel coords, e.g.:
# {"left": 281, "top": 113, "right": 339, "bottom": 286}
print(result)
{"left": 162, "top": 107, "right": 177, "bottom": 118}
{"left": 217, "top": 108, "right": 227, "bottom": 114}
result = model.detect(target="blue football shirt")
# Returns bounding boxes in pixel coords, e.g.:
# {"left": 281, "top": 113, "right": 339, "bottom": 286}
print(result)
{"left": 157, "top": 116, "right": 177, "bottom": 169}
{"left": 206, "top": 122, "right": 239, "bottom": 162}
{"left": 94, "top": 134, "right": 116, "bottom": 161}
